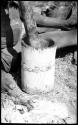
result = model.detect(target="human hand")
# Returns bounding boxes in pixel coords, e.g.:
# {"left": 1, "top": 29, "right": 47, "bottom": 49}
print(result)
{"left": 1, "top": 70, "right": 39, "bottom": 112}
{"left": 1, "top": 70, "right": 16, "bottom": 93}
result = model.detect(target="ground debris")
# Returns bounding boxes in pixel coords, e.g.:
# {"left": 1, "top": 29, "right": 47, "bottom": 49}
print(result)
{"left": 1, "top": 52, "right": 77, "bottom": 123}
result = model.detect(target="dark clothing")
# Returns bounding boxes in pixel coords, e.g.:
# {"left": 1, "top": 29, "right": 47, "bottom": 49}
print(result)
{"left": 1, "top": 7, "right": 14, "bottom": 48}
{"left": 1, "top": 7, "right": 21, "bottom": 72}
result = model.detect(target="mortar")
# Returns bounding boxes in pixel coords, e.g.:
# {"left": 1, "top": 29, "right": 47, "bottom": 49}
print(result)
{"left": 21, "top": 39, "right": 57, "bottom": 95}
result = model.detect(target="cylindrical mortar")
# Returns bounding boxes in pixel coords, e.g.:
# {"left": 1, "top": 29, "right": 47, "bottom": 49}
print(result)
{"left": 21, "top": 40, "right": 57, "bottom": 95}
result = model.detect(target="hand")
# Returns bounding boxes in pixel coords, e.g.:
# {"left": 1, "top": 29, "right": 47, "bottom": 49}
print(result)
{"left": 1, "top": 70, "right": 16, "bottom": 93}
{"left": 1, "top": 70, "right": 39, "bottom": 111}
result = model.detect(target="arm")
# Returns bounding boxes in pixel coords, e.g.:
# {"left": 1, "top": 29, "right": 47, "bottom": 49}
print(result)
{"left": 39, "top": 29, "right": 77, "bottom": 48}
{"left": 34, "top": 12, "right": 77, "bottom": 29}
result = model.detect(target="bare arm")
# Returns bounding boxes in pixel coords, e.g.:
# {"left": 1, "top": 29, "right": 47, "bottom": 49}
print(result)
{"left": 39, "top": 29, "right": 77, "bottom": 48}
{"left": 34, "top": 8, "right": 77, "bottom": 29}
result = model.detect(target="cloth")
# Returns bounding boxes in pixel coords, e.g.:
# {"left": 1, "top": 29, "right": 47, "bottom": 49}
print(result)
{"left": 1, "top": 7, "right": 21, "bottom": 72}
{"left": 1, "top": 48, "right": 13, "bottom": 72}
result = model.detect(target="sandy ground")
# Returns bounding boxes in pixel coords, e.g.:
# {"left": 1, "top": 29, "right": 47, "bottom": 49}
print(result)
{"left": 1, "top": 52, "right": 77, "bottom": 123}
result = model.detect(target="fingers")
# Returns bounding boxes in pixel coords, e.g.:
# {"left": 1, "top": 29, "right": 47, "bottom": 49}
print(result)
{"left": 24, "top": 95, "right": 40, "bottom": 111}
{"left": 12, "top": 97, "right": 34, "bottom": 112}
{"left": 26, "top": 100, "right": 34, "bottom": 112}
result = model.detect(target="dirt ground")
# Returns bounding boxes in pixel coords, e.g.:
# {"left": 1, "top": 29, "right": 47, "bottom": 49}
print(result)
{"left": 1, "top": 52, "right": 77, "bottom": 123}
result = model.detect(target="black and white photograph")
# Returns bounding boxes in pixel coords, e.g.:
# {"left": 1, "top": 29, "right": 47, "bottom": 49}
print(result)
{"left": 1, "top": 1, "right": 77, "bottom": 123}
